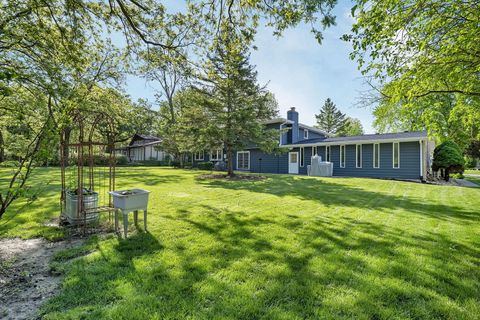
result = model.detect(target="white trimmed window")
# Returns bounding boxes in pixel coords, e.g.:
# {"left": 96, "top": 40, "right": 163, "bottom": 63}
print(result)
{"left": 326, "top": 146, "right": 331, "bottom": 162}
{"left": 210, "top": 149, "right": 222, "bottom": 161}
{"left": 194, "top": 151, "right": 204, "bottom": 161}
{"left": 356, "top": 144, "right": 362, "bottom": 168}
{"left": 237, "top": 151, "right": 250, "bottom": 170}
{"left": 340, "top": 145, "right": 346, "bottom": 168}
{"left": 393, "top": 142, "right": 400, "bottom": 168}
{"left": 300, "top": 147, "right": 304, "bottom": 167}
{"left": 373, "top": 143, "right": 380, "bottom": 168}
{"left": 304, "top": 130, "right": 309, "bottom": 139}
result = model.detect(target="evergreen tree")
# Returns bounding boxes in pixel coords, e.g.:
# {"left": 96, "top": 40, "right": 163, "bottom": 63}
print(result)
{"left": 314, "top": 98, "right": 348, "bottom": 135}
{"left": 192, "top": 23, "right": 279, "bottom": 176}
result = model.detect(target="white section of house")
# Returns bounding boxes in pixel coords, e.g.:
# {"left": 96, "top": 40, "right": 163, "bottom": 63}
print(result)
{"left": 116, "top": 143, "right": 168, "bottom": 162}
{"left": 115, "top": 134, "right": 170, "bottom": 162}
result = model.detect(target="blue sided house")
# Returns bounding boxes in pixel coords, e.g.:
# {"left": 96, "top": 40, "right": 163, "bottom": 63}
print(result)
{"left": 194, "top": 107, "right": 433, "bottom": 180}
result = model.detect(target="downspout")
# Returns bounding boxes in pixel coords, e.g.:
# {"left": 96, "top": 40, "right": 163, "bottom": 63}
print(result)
{"left": 278, "top": 121, "right": 287, "bottom": 173}
{"left": 419, "top": 140, "right": 423, "bottom": 180}
{"left": 279, "top": 123, "right": 285, "bottom": 146}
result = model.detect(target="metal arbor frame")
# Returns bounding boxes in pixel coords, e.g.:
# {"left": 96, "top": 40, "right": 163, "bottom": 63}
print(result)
{"left": 59, "top": 110, "right": 117, "bottom": 230}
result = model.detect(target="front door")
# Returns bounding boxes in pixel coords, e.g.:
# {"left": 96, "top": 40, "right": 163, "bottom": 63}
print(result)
{"left": 289, "top": 152, "right": 299, "bottom": 174}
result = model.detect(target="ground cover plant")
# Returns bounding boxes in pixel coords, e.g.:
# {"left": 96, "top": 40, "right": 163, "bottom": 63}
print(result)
{"left": 1, "top": 167, "right": 480, "bottom": 319}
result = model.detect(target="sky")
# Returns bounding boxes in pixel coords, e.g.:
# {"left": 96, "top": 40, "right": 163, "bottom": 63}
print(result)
{"left": 124, "top": 0, "right": 376, "bottom": 133}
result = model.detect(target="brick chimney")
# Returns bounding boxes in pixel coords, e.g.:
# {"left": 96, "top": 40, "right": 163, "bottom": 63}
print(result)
{"left": 287, "top": 107, "right": 299, "bottom": 144}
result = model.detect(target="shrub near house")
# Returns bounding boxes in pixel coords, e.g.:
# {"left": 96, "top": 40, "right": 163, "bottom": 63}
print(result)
{"left": 432, "top": 141, "right": 465, "bottom": 181}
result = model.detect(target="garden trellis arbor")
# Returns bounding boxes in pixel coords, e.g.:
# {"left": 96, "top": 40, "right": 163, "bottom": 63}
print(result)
{"left": 60, "top": 109, "right": 117, "bottom": 231}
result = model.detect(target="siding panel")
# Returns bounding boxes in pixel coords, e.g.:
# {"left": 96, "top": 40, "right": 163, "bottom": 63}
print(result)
{"left": 332, "top": 141, "right": 420, "bottom": 179}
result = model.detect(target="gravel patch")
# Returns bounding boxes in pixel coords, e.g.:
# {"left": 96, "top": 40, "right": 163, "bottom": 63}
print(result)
{"left": 0, "top": 237, "right": 83, "bottom": 320}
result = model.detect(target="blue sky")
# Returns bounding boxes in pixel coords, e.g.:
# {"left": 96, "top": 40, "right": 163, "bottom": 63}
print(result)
{"left": 124, "top": 0, "right": 375, "bottom": 133}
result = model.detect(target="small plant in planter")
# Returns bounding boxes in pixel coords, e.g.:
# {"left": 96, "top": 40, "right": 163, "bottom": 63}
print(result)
{"left": 432, "top": 141, "right": 465, "bottom": 182}
{"left": 67, "top": 188, "right": 96, "bottom": 196}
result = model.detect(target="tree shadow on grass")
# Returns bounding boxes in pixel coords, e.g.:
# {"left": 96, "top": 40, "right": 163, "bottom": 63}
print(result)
{"left": 40, "top": 201, "right": 480, "bottom": 319}
{"left": 38, "top": 171, "right": 480, "bottom": 319}
{"left": 163, "top": 205, "right": 479, "bottom": 318}
{"left": 0, "top": 171, "right": 63, "bottom": 240}
{"left": 197, "top": 175, "right": 480, "bottom": 223}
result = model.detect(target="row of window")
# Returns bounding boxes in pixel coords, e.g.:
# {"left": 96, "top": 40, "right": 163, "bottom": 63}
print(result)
{"left": 194, "top": 149, "right": 223, "bottom": 161}
{"left": 194, "top": 149, "right": 251, "bottom": 171}
{"left": 201, "top": 142, "right": 401, "bottom": 171}
{"left": 299, "top": 142, "right": 401, "bottom": 169}
{"left": 194, "top": 150, "right": 251, "bottom": 171}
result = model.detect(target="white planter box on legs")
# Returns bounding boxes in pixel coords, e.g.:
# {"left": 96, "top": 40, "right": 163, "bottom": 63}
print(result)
{"left": 109, "top": 189, "right": 150, "bottom": 238}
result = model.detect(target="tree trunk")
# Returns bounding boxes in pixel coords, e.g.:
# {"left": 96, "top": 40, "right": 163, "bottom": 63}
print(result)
{"left": 0, "top": 204, "right": 6, "bottom": 219}
{"left": 0, "top": 130, "right": 4, "bottom": 163}
{"left": 227, "top": 146, "right": 234, "bottom": 177}
{"left": 445, "top": 168, "right": 450, "bottom": 182}
{"left": 179, "top": 152, "right": 184, "bottom": 168}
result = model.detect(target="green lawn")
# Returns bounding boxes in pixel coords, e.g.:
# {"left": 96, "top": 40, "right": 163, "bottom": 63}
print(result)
{"left": 464, "top": 169, "right": 480, "bottom": 186}
{"left": 465, "top": 176, "right": 480, "bottom": 186}
{"left": 465, "top": 169, "right": 480, "bottom": 175}
{"left": 1, "top": 167, "right": 480, "bottom": 319}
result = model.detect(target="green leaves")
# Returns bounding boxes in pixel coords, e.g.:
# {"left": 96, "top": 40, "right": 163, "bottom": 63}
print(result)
{"left": 432, "top": 140, "right": 465, "bottom": 180}
{"left": 184, "top": 24, "right": 279, "bottom": 174}
{"left": 337, "top": 117, "right": 364, "bottom": 137}
{"left": 347, "top": 0, "right": 480, "bottom": 99}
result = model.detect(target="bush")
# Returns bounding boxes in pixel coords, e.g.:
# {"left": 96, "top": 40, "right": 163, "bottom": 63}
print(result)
{"left": 451, "top": 173, "right": 464, "bottom": 179}
{"left": 432, "top": 141, "right": 465, "bottom": 181}
{"left": 197, "top": 161, "right": 214, "bottom": 170}
{"left": 465, "top": 157, "right": 477, "bottom": 169}
{"left": 115, "top": 155, "right": 128, "bottom": 165}
{"left": 170, "top": 160, "right": 181, "bottom": 168}
{"left": 466, "top": 140, "right": 480, "bottom": 159}
{"left": 0, "top": 160, "right": 20, "bottom": 168}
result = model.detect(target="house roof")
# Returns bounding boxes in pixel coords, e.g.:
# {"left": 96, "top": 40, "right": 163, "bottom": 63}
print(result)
{"left": 263, "top": 118, "right": 329, "bottom": 136}
{"left": 285, "top": 130, "right": 428, "bottom": 147}
{"left": 134, "top": 134, "right": 161, "bottom": 141}
{"left": 128, "top": 134, "right": 162, "bottom": 147}
{"left": 115, "top": 140, "right": 162, "bottom": 151}
{"left": 298, "top": 123, "right": 330, "bottom": 137}
{"left": 264, "top": 118, "right": 293, "bottom": 124}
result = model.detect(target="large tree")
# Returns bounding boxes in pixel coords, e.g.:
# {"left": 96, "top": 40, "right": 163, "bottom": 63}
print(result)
{"left": 345, "top": 0, "right": 480, "bottom": 147}
{"left": 0, "top": 87, "right": 57, "bottom": 217}
{"left": 138, "top": 43, "right": 193, "bottom": 164}
{"left": 315, "top": 98, "right": 348, "bottom": 135}
{"left": 192, "top": 23, "right": 279, "bottom": 176}
{"left": 337, "top": 117, "right": 364, "bottom": 137}
{"left": 372, "top": 92, "right": 480, "bottom": 150}
{"left": 346, "top": 0, "right": 480, "bottom": 100}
